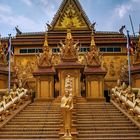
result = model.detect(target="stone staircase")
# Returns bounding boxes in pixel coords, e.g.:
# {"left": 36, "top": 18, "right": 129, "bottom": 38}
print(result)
{"left": 76, "top": 99, "right": 140, "bottom": 140}
{"left": 0, "top": 101, "right": 61, "bottom": 139}
{"left": 1, "top": 97, "right": 140, "bottom": 140}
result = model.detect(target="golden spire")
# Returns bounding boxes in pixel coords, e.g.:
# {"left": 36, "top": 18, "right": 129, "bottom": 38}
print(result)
{"left": 90, "top": 30, "right": 96, "bottom": 50}
{"left": 44, "top": 31, "right": 49, "bottom": 47}
{"left": 66, "top": 28, "right": 72, "bottom": 40}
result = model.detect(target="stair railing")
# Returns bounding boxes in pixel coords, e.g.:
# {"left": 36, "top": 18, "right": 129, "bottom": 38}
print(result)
{"left": 111, "top": 82, "right": 140, "bottom": 122}
{"left": 0, "top": 87, "right": 29, "bottom": 122}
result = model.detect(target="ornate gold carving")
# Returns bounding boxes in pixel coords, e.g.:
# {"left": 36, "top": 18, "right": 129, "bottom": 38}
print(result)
{"left": 109, "top": 61, "right": 115, "bottom": 77}
{"left": 54, "top": 1, "right": 88, "bottom": 29}
{"left": 119, "top": 60, "right": 128, "bottom": 83}
{"left": 37, "top": 31, "right": 52, "bottom": 67}
{"left": 0, "top": 35, "right": 7, "bottom": 66}
{"left": 59, "top": 29, "right": 79, "bottom": 62}
{"left": 133, "top": 33, "right": 140, "bottom": 64}
{"left": 85, "top": 32, "right": 102, "bottom": 66}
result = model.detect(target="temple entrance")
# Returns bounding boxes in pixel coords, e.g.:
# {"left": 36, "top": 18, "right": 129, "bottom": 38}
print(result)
{"left": 55, "top": 69, "right": 83, "bottom": 97}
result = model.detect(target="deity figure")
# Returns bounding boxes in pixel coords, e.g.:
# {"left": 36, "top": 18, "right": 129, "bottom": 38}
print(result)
{"left": 125, "top": 86, "right": 135, "bottom": 102}
{"left": 114, "top": 79, "right": 122, "bottom": 92}
{"left": 10, "top": 84, "right": 18, "bottom": 99}
{"left": 120, "top": 82, "right": 127, "bottom": 96}
{"left": 17, "top": 80, "right": 25, "bottom": 94}
{"left": 61, "top": 91, "right": 73, "bottom": 138}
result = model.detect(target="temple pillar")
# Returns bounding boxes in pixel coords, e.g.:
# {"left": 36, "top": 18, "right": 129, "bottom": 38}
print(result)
{"left": 84, "top": 66, "right": 106, "bottom": 101}
{"left": 33, "top": 67, "right": 55, "bottom": 100}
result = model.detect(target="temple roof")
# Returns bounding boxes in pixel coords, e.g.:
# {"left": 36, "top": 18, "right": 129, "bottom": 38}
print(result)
{"left": 50, "top": 0, "right": 92, "bottom": 30}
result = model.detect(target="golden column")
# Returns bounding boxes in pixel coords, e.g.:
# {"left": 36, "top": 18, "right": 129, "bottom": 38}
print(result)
{"left": 55, "top": 28, "right": 84, "bottom": 97}
{"left": 33, "top": 31, "right": 55, "bottom": 100}
{"left": 84, "top": 31, "right": 106, "bottom": 101}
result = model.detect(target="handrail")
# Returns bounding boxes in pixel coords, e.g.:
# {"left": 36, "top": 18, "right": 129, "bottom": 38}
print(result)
{"left": 0, "top": 87, "right": 29, "bottom": 122}
{"left": 111, "top": 82, "right": 140, "bottom": 123}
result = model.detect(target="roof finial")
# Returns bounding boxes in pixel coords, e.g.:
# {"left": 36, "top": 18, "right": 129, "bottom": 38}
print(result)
{"left": 90, "top": 30, "right": 96, "bottom": 50}
{"left": 44, "top": 27, "right": 49, "bottom": 47}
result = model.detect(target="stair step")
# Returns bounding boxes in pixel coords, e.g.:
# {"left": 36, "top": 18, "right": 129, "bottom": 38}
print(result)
{"left": 78, "top": 133, "right": 140, "bottom": 137}
{"left": 78, "top": 130, "right": 140, "bottom": 134}
{"left": 77, "top": 137, "right": 140, "bottom": 140}
{"left": 2, "top": 128, "right": 60, "bottom": 131}
{"left": 0, "top": 135, "right": 59, "bottom": 138}
{"left": 5, "top": 124, "right": 60, "bottom": 128}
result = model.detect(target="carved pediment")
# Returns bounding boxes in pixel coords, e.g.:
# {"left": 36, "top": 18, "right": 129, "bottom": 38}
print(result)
{"left": 51, "top": 0, "right": 91, "bottom": 30}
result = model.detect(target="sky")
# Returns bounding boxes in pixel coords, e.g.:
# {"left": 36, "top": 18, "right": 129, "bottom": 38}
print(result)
{"left": 0, "top": 0, "right": 140, "bottom": 37}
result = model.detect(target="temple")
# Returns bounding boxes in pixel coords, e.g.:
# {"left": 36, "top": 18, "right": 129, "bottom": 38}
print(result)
{"left": 0, "top": 0, "right": 140, "bottom": 139}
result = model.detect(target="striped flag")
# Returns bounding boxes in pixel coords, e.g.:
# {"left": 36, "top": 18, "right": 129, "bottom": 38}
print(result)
{"left": 126, "top": 30, "right": 134, "bottom": 54}
{"left": 7, "top": 35, "right": 14, "bottom": 62}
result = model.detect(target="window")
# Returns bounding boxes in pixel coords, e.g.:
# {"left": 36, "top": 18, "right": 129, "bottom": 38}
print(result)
{"left": 20, "top": 49, "right": 28, "bottom": 54}
{"left": 100, "top": 47, "right": 121, "bottom": 53}
{"left": 80, "top": 47, "right": 90, "bottom": 52}
{"left": 52, "top": 48, "right": 60, "bottom": 53}
{"left": 107, "top": 48, "right": 113, "bottom": 52}
{"left": 19, "top": 48, "right": 43, "bottom": 54}
{"left": 28, "top": 49, "right": 36, "bottom": 53}
{"left": 114, "top": 48, "right": 121, "bottom": 52}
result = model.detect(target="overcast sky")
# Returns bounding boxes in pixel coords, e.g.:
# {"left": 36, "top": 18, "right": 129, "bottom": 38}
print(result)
{"left": 0, "top": 0, "right": 140, "bottom": 37}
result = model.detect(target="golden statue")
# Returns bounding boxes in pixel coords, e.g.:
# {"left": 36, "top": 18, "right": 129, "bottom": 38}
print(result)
{"left": 114, "top": 79, "right": 122, "bottom": 92}
{"left": 125, "top": 86, "right": 135, "bottom": 102}
{"left": 120, "top": 82, "right": 127, "bottom": 96}
{"left": 10, "top": 84, "right": 18, "bottom": 99}
{"left": 61, "top": 91, "right": 73, "bottom": 139}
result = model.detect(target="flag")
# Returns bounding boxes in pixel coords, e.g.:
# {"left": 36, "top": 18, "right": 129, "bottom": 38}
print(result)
{"left": 7, "top": 36, "right": 14, "bottom": 62}
{"left": 126, "top": 30, "right": 134, "bottom": 54}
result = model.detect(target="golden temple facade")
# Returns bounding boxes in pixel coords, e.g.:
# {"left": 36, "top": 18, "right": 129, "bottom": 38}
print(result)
{"left": 0, "top": 0, "right": 139, "bottom": 100}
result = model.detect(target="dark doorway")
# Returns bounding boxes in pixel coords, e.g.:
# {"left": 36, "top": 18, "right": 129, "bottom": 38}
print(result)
{"left": 104, "top": 90, "right": 110, "bottom": 102}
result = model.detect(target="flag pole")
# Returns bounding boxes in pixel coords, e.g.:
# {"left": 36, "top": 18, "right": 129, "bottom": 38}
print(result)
{"left": 126, "top": 30, "right": 131, "bottom": 86}
{"left": 8, "top": 34, "right": 11, "bottom": 93}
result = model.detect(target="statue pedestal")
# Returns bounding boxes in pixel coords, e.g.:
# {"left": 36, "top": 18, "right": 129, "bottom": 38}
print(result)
{"left": 33, "top": 66, "right": 55, "bottom": 100}
{"left": 55, "top": 61, "right": 84, "bottom": 97}
{"left": 84, "top": 66, "right": 106, "bottom": 101}
{"left": 60, "top": 135, "right": 73, "bottom": 140}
